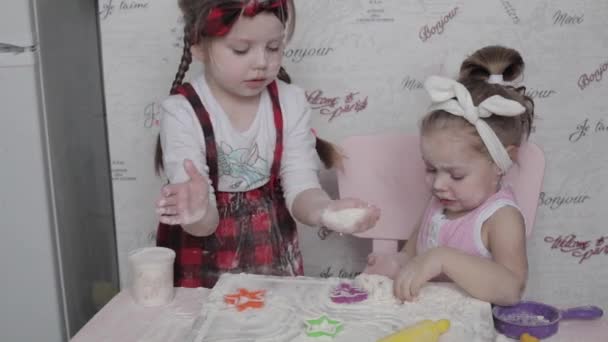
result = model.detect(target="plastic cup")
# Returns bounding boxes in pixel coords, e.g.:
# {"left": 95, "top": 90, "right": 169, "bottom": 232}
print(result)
{"left": 128, "top": 247, "right": 176, "bottom": 306}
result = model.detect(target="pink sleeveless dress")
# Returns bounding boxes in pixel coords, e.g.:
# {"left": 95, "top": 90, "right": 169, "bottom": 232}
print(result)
{"left": 416, "top": 186, "right": 522, "bottom": 258}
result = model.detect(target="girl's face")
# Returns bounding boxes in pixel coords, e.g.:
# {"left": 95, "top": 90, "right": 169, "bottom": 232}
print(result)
{"left": 194, "top": 12, "right": 285, "bottom": 102}
{"left": 420, "top": 128, "right": 502, "bottom": 217}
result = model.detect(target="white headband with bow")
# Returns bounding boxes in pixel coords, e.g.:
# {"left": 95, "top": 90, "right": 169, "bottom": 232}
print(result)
{"left": 424, "top": 75, "right": 526, "bottom": 173}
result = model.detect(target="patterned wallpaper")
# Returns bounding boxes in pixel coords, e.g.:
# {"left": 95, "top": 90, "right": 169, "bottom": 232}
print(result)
{"left": 99, "top": 0, "right": 608, "bottom": 309}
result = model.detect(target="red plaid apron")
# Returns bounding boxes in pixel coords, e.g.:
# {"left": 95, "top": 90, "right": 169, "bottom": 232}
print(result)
{"left": 156, "top": 81, "right": 304, "bottom": 288}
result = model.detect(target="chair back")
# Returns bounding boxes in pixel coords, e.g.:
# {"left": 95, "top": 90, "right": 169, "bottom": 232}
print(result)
{"left": 336, "top": 133, "right": 545, "bottom": 253}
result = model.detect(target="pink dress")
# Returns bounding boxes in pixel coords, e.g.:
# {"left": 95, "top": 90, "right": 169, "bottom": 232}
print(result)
{"left": 416, "top": 186, "right": 522, "bottom": 258}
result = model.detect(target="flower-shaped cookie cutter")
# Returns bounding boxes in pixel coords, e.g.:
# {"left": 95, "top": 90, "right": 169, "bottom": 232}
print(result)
{"left": 330, "top": 282, "right": 368, "bottom": 304}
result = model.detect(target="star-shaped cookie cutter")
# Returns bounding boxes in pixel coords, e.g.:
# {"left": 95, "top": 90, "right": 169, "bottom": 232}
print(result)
{"left": 223, "top": 288, "right": 266, "bottom": 311}
{"left": 304, "top": 314, "right": 344, "bottom": 338}
{"left": 330, "top": 282, "right": 368, "bottom": 303}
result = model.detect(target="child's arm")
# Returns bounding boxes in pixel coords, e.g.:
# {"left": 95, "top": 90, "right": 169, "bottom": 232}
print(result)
{"left": 364, "top": 221, "right": 420, "bottom": 278}
{"left": 442, "top": 206, "right": 527, "bottom": 304}
{"left": 291, "top": 188, "right": 332, "bottom": 226}
{"left": 401, "top": 223, "right": 419, "bottom": 259}
{"left": 394, "top": 206, "right": 527, "bottom": 305}
{"left": 291, "top": 189, "right": 379, "bottom": 233}
{"left": 280, "top": 85, "right": 379, "bottom": 232}
{"left": 157, "top": 160, "right": 220, "bottom": 236}
{"left": 156, "top": 100, "right": 220, "bottom": 236}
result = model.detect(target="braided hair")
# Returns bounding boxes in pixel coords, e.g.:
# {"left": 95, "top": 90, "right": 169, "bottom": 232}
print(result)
{"left": 155, "top": 0, "right": 341, "bottom": 174}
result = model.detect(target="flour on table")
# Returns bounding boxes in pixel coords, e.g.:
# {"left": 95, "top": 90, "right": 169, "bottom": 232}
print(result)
{"left": 190, "top": 273, "right": 496, "bottom": 342}
{"left": 353, "top": 274, "right": 401, "bottom": 305}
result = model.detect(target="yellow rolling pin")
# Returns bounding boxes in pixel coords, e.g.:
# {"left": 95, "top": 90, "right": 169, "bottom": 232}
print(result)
{"left": 520, "top": 333, "right": 539, "bottom": 342}
{"left": 377, "top": 319, "right": 451, "bottom": 342}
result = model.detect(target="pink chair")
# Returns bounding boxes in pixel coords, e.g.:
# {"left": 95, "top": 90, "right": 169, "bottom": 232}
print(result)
{"left": 336, "top": 133, "right": 545, "bottom": 255}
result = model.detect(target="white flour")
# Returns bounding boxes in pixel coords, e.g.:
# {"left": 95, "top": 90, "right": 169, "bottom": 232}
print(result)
{"left": 191, "top": 273, "right": 496, "bottom": 342}
{"left": 322, "top": 208, "right": 367, "bottom": 230}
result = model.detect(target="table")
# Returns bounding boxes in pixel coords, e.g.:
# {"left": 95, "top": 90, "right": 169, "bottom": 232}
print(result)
{"left": 72, "top": 288, "right": 607, "bottom": 342}
{"left": 71, "top": 288, "right": 209, "bottom": 342}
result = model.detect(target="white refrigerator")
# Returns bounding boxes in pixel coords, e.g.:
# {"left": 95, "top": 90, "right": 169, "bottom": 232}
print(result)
{"left": 0, "top": 0, "right": 118, "bottom": 340}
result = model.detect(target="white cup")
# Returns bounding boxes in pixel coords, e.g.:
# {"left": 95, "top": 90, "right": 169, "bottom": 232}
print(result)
{"left": 128, "top": 247, "right": 176, "bottom": 306}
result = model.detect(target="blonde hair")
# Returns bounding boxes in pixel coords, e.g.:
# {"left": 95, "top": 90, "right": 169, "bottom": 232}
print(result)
{"left": 421, "top": 45, "right": 535, "bottom": 156}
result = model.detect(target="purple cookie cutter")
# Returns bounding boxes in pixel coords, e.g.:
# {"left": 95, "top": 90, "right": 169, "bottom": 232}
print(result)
{"left": 493, "top": 300, "right": 603, "bottom": 339}
{"left": 330, "top": 283, "right": 368, "bottom": 304}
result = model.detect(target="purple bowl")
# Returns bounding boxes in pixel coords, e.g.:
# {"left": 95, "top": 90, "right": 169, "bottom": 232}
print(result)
{"left": 493, "top": 301, "right": 603, "bottom": 339}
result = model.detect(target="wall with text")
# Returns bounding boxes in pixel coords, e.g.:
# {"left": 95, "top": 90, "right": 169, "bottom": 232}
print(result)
{"left": 98, "top": 0, "right": 608, "bottom": 309}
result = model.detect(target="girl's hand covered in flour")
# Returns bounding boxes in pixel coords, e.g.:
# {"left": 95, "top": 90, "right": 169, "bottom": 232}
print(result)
{"left": 320, "top": 198, "right": 381, "bottom": 234}
{"left": 156, "top": 159, "right": 211, "bottom": 226}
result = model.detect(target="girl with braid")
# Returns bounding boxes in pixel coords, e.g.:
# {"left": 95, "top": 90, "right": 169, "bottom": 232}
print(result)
{"left": 154, "top": 0, "right": 380, "bottom": 288}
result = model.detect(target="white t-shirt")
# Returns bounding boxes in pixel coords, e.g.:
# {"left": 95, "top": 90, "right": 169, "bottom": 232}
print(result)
{"left": 160, "top": 75, "right": 321, "bottom": 212}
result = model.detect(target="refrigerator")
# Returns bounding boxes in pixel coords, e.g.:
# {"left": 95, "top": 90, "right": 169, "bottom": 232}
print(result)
{"left": 0, "top": 0, "right": 118, "bottom": 341}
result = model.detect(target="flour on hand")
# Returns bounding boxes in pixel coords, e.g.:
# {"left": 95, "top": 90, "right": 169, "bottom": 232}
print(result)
{"left": 322, "top": 208, "right": 367, "bottom": 231}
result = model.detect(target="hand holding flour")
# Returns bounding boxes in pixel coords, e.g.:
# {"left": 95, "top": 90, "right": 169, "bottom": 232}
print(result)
{"left": 320, "top": 198, "right": 380, "bottom": 234}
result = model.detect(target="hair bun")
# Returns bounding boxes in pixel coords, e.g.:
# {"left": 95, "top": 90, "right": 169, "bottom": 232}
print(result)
{"left": 459, "top": 45, "right": 524, "bottom": 83}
